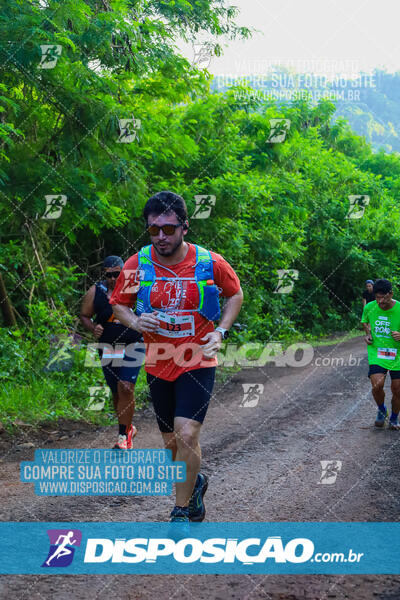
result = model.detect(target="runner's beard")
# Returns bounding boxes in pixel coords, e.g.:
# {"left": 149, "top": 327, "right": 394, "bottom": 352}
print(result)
{"left": 154, "top": 236, "right": 183, "bottom": 257}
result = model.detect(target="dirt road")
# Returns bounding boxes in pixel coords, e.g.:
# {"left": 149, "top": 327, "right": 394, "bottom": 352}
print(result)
{"left": 1, "top": 335, "right": 400, "bottom": 599}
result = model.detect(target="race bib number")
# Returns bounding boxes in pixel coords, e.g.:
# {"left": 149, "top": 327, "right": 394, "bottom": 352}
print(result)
{"left": 156, "top": 312, "right": 195, "bottom": 338}
{"left": 377, "top": 347, "right": 397, "bottom": 360}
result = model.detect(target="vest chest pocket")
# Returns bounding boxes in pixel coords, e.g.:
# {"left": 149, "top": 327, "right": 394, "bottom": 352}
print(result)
{"left": 199, "top": 283, "right": 221, "bottom": 321}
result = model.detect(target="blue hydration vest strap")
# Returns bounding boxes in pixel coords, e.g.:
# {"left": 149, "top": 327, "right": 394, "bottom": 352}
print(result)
{"left": 135, "top": 244, "right": 221, "bottom": 322}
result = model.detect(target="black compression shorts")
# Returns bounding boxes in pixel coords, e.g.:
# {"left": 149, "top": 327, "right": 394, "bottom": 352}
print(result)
{"left": 99, "top": 342, "right": 145, "bottom": 394}
{"left": 147, "top": 367, "right": 216, "bottom": 432}
{"left": 368, "top": 364, "right": 400, "bottom": 379}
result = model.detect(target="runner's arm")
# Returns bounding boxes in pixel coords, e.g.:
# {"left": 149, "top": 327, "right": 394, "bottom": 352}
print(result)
{"left": 80, "top": 285, "right": 103, "bottom": 338}
{"left": 217, "top": 287, "right": 244, "bottom": 333}
{"left": 108, "top": 254, "right": 158, "bottom": 332}
{"left": 362, "top": 322, "right": 371, "bottom": 335}
{"left": 201, "top": 287, "right": 244, "bottom": 357}
{"left": 210, "top": 253, "right": 243, "bottom": 333}
{"left": 362, "top": 322, "right": 373, "bottom": 344}
{"left": 112, "top": 304, "right": 159, "bottom": 333}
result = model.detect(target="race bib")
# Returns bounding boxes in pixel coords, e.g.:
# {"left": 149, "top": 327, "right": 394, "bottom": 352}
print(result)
{"left": 156, "top": 312, "right": 195, "bottom": 338}
{"left": 102, "top": 347, "right": 125, "bottom": 359}
{"left": 377, "top": 348, "right": 397, "bottom": 360}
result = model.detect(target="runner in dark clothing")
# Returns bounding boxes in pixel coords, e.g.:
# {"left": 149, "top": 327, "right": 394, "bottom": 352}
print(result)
{"left": 80, "top": 256, "right": 145, "bottom": 449}
{"left": 362, "top": 279, "right": 375, "bottom": 308}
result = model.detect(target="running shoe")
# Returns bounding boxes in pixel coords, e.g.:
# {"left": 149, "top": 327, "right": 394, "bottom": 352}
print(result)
{"left": 113, "top": 434, "right": 128, "bottom": 450}
{"left": 188, "top": 473, "right": 208, "bottom": 522}
{"left": 168, "top": 507, "right": 190, "bottom": 540}
{"left": 170, "top": 506, "right": 190, "bottom": 522}
{"left": 126, "top": 424, "right": 137, "bottom": 449}
{"left": 374, "top": 407, "right": 388, "bottom": 428}
{"left": 389, "top": 418, "right": 400, "bottom": 430}
{"left": 113, "top": 425, "right": 137, "bottom": 450}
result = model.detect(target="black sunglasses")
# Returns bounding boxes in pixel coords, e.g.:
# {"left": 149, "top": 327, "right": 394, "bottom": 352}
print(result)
{"left": 105, "top": 271, "right": 120, "bottom": 279}
{"left": 147, "top": 223, "right": 184, "bottom": 236}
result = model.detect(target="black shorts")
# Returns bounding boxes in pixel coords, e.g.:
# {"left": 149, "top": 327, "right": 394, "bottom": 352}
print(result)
{"left": 147, "top": 367, "right": 216, "bottom": 433}
{"left": 368, "top": 364, "right": 400, "bottom": 379}
{"left": 100, "top": 342, "right": 145, "bottom": 394}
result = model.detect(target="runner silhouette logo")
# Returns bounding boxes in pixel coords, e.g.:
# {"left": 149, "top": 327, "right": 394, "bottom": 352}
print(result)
{"left": 42, "top": 529, "right": 82, "bottom": 568}
{"left": 240, "top": 383, "right": 264, "bottom": 407}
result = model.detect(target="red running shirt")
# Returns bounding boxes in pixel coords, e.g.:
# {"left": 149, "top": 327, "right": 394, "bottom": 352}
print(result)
{"left": 109, "top": 243, "right": 241, "bottom": 381}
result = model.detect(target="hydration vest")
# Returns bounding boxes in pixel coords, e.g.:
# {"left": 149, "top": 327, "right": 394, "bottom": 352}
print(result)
{"left": 135, "top": 244, "right": 221, "bottom": 322}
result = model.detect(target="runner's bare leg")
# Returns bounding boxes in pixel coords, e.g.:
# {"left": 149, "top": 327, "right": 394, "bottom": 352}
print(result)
{"left": 161, "top": 432, "right": 177, "bottom": 460}
{"left": 390, "top": 378, "right": 400, "bottom": 414}
{"left": 370, "top": 373, "right": 386, "bottom": 406}
{"left": 116, "top": 381, "right": 135, "bottom": 427}
{"left": 173, "top": 416, "right": 201, "bottom": 506}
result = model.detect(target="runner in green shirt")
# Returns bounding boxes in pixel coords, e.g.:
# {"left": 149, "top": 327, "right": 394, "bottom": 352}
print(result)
{"left": 361, "top": 279, "right": 400, "bottom": 429}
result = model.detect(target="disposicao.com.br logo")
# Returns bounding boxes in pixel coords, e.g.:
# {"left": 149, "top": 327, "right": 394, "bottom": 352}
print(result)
{"left": 0, "top": 522, "right": 379, "bottom": 574}
{"left": 83, "top": 536, "right": 362, "bottom": 565}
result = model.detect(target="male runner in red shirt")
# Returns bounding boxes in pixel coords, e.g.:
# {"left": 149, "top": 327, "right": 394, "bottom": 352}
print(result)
{"left": 110, "top": 191, "right": 243, "bottom": 522}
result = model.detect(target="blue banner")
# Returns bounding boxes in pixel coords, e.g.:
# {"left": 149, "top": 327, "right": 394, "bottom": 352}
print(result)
{"left": 20, "top": 449, "right": 185, "bottom": 496}
{"left": 1, "top": 522, "right": 399, "bottom": 574}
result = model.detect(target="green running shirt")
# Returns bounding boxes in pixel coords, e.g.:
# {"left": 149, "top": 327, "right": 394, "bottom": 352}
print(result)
{"left": 361, "top": 299, "right": 400, "bottom": 369}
